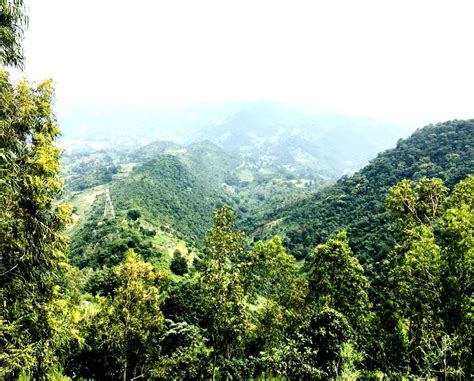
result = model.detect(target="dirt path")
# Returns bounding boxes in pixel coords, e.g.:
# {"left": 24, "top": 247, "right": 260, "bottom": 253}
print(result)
{"left": 103, "top": 188, "right": 115, "bottom": 218}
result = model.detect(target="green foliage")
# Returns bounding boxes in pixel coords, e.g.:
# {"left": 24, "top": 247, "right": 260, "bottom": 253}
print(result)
{"left": 296, "top": 307, "right": 351, "bottom": 379}
{"left": 0, "top": 0, "right": 28, "bottom": 67}
{"left": 2, "top": 81, "right": 472, "bottom": 381}
{"left": 126, "top": 208, "right": 141, "bottom": 221}
{"left": 246, "top": 236, "right": 307, "bottom": 358}
{"left": 305, "top": 231, "right": 371, "bottom": 340}
{"left": 104, "top": 249, "right": 164, "bottom": 379}
{"left": 111, "top": 155, "right": 231, "bottom": 244}
{"left": 381, "top": 176, "right": 473, "bottom": 377}
{"left": 69, "top": 213, "right": 164, "bottom": 269}
{"left": 0, "top": 70, "right": 80, "bottom": 377}
{"left": 150, "top": 320, "right": 212, "bottom": 380}
{"left": 438, "top": 177, "right": 473, "bottom": 377}
{"left": 64, "top": 157, "right": 118, "bottom": 192}
{"left": 170, "top": 249, "right": 188, "bottom": 275}
{"left": 200, "top": 206, "right": 252, "bottom": 379}
{"left": 255, "top": 119, "right": 474, "bottom": 265}
{"left": 182, "top": 141, "right": 241, "bottom": 187}
{"left": 67, "top": 250, "right": 165, "bottom": 379}
{"left": 386, "top": 177, "right": 448, "bottom": 229}
{"left": 259, "top": 307, "right": 351, "bottom": 379}
{"left": 65, "top": 176, "right": 471, "bottom": 379}
{"left": 18, "top": 367, "right": 72, "bottom": 381}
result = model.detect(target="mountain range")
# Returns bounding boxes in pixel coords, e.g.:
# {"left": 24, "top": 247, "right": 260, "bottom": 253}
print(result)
{"left": 63, "top": 115, "right": 473, "bottom": 273}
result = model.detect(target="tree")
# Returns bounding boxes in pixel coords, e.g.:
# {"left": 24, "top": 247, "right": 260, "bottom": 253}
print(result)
{"left": 305, "top": 231, "right": 371, "bottom": 340}
{"left": 245, "top": 236, "right": 307, "bottom": 365}
{"left": 384, "top": 178, "right": 448, "bottom": 375}
{"left": 149, "top": 319, "right": 212, "bottom": 380}
{"left": 438, "top": 176, "right": 473, "bottom": 376}
{"left": 200, "top": 206, "right": 252, "bottom": 380}
{"left": 170, "top": 249, "right": 188, "bottom": 276}
{"left": 386, "top": 177, "right": 448, "bottom": 230}
{"left": 73, "top": 250, "right": 164, "bottom": 380}
{"left": 384, "top": 176, "right": 473, "bottom": 377}
{"left": 0, "top": 70, "right": 79, "bottom": 377}
{"left": 0, "top": 0, "right": 28, "bottom": 67}
{"left": 259, "top": 307, "right": 351, "bottom": 379}
{"left": 126, "top": 208, "right": 141, "bottom": 221}
{"left": 103, "top": 249, "right": 164, "bottom": 380}
{"left": 387, "top": 225, "right": 443, "bottom": 374}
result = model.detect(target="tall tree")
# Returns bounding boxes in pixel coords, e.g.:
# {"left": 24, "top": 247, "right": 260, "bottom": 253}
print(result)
{"left": 70, "top": 249, "right": 164, "bottom": 380}
{"left": 246, "top": 236, "right": 307, "bottom": 355}
{"left": 385, "top": 176, "right": 473, "bottom": 377}
{"left": 384, "top": 177, "right": 448, "bottom": 375}
{"left": 305, "top": 231, "right": 371, "bottom": 340}
{"left": 0, "top": 70, "right": 78, "bottom": 377}
{"left": 438, "top": 176, "right": 473, "bottom": 376}
{"left": 200, "top": 206, "right": 252, "bottom": 380}
{"left": 104, "top": 249, "right": 164, "bottom": 380}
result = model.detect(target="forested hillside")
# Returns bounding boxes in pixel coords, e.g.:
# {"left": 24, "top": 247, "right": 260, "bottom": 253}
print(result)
{"left": 1, "top": 2, "right": 473, "bottom": 380}
{"left": 193, "top": 101, "right": 409, "bottom": 179}
{"left": 111, "top": 155, "right": 230, "bottom": 242}
{"left": 247, "top": 120, "right": 474, "bottom": 263}
{"left": 67, "top": 151, "right": 236, "bottom": 271}
{"left": 64, "top": 137, "right": 327, "bottom": 263}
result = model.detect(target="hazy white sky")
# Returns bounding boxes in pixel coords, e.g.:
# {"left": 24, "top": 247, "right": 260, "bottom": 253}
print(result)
{"left": 19, "top": 0, "right": 474, "bottom": 125}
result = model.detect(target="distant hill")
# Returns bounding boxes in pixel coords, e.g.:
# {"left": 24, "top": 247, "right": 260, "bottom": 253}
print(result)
{"left": 130, "top": 139, "right": 329, "bottom": 220}
{"left": 130, "top": 139, "right": 241, "bottom": 186}
{"left": 247, "top": 119, "right": 474, "bottom": 264}
{"left": 134, "top": 140, "right": 184, "bottom": 159}
{"left": 59, "top": 101, "right": 413, "bottom": 182}
{"left": 58, "top": 103, "right": 241, "bottom": 152}
{"left": 194, "top": 101, "right": 410, "bottom": 179}
{"left": 63, "top": 110, "right": 423, "bottom": 270}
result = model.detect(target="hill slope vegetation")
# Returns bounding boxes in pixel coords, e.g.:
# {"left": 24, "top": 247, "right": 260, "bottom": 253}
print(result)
{"left": 246, "top": 119, "right": 474, "bottom": 263}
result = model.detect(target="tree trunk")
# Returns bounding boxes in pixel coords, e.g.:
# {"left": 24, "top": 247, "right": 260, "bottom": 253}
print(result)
{"left": 212, "top": 352, "right": 217, "bottom": 381}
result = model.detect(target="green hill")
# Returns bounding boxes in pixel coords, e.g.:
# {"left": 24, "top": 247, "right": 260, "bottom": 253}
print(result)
{"left": 181, "top": 141, "right": 241, "bottom": 186}
{"left": 248, "top": 119, "right": 474, "bottom": 264}
{"left": 68, "top": 153, "right": 234, "bottom": 269}
{"left": 110, "top": 154, "right": 231, "bottom": 243}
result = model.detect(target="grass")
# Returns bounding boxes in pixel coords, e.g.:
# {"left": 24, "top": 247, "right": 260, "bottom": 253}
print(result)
{"left": 113, "top": 162, "right": 137, "bottom": 179}
{"left": 66, "top": 184, "right": 107, "bottom": 231}
{"left": 238, "top": 169, "right": 255, "bottom": 182}
{"left": 139, "top": 218, "right": 198, "bottom": 265}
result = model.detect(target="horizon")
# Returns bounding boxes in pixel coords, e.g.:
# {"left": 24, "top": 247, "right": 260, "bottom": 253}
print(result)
{"left": 12, "top": 0, "right": 474, "bottom": 131}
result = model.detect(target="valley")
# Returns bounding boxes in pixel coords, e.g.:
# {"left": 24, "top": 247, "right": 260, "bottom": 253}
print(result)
{"left": 60, "top": 108, "right": 399, "bottom": 270}
{"left": 55, "top": 114, "right": 473, "bottom": 379}
{"left": 3, "top": 69, "right": 473, "bottom": 379}
{"left": 2, "top": 2, "right": 473, "bottom": 378}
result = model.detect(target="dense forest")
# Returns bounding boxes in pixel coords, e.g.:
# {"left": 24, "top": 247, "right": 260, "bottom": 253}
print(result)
{"left": 248, "top": 120, "right": 474, "bottom": 263}
{"left": 1, "top": 2, "right": 473, "bottom": 380}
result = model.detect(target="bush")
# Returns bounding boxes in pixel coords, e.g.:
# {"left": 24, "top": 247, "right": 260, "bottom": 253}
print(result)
{"left": 170, "top": 250, "right": 188, "bottom": 276}
{"left": 127, "top": 209, "right": 141, "bottom": 221}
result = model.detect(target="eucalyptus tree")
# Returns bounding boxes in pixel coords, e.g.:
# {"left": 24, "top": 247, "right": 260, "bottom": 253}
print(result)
{"left": 0, "top": 70, "right": 79, "bottom": 377}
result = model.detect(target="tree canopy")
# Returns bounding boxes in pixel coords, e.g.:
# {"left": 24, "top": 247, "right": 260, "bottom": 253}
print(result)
{"left": 0, "top": 0, "right": 28, "bottom": 67}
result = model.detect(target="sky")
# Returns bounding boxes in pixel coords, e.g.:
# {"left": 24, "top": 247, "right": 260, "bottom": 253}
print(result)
{"left": 16, "top": 0, "right": 474, "bottom": 126}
